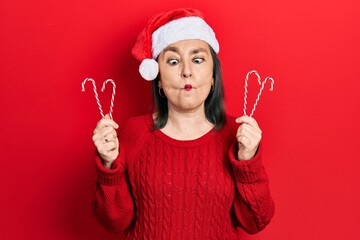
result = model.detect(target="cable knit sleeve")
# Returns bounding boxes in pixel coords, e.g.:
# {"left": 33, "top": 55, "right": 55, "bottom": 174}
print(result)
{"left": 228, "top": 143, "right": 275, "bottom": 234}
{"left": 92, "top": 144, "right": 135, "bottom": 233}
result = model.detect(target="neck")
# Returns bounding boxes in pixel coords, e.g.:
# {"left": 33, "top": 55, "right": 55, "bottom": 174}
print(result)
{"left": 160, "top": 106, "right": 214, "bottom": 140}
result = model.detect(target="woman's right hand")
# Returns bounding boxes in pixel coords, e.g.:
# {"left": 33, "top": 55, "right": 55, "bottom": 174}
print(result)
{"left": 92, "top": 114, "right": 119, "bottom": 169}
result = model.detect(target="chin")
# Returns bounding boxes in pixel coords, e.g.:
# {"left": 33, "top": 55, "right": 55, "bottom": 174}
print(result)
{"left": 177, "top": 102, "right": 204, "bottom": 112}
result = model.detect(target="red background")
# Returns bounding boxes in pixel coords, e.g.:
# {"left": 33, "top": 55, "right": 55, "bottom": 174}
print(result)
{"left": 1, "top": 0, "right": 360, "bottom": 239}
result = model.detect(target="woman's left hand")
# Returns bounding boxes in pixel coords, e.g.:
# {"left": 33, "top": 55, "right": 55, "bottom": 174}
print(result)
{"left": 235, "top": 116, "right": 262, "bottom": 160}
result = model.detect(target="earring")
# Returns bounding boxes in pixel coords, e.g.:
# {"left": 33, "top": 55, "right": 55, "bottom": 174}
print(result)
{"left": 159, "top": 87, "right": 166, "bottom": 98}
{"left": 210, "top": 84, "right": 214, "bottom": 93}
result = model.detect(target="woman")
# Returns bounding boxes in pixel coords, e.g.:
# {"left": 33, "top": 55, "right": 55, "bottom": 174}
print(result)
{"left": 92, "top": 8, "right": 274, "bottom": 239}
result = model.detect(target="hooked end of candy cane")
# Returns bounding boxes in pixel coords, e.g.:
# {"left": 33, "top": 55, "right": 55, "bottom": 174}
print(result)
{"left": 246, "top": 70, "right": 262, "bottom": 84}
{"left": 101, "top": 79, "right": 116, "bottom": 92}
{"left": 82, "top": 78, "right": 95, "bottom": 91}
{"left": 265, "top": 77, "right": 275, "bottom": 91}
{"left": 81, "top": 81, "right": 86, "bottom": 91}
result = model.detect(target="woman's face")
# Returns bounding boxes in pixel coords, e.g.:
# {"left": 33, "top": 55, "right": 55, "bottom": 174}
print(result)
{"left": 158, "top": 39, "right": 214, "bottom": 113}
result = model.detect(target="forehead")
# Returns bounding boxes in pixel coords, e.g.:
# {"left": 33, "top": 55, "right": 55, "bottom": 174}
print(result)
{"left": 162, "top": 39, "right": 211, "bottom": 55}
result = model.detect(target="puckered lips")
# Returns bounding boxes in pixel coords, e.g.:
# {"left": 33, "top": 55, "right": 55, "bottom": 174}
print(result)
{"left": 184, "top": 84, "right": 193, "bottom": 91}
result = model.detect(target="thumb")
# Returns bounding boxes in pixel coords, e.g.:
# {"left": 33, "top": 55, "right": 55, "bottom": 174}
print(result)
{"left": 103, "top": 114, "right": 110, "bottom": 119}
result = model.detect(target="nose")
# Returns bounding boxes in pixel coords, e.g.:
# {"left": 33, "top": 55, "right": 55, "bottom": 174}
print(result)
{"left": 180, "top": 60, "right": 192, "bottom": 78}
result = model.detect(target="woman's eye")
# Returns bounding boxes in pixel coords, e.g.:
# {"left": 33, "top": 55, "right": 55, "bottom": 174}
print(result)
{"left": 193, "top": 58, "right": 204, "bottom": 64}
{"left": 167, "top": 59, "right": 179, "bottom": 65}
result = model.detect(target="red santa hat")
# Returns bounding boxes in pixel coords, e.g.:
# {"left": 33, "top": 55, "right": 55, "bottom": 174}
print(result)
{"left": 131, "top": 8, "right": 220, "bottom": 81}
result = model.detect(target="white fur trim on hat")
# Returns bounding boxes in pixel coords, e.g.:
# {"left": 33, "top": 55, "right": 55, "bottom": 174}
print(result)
{"left": 139, "top": 58, "right": 159, "bottom": 81}
{"left": 151, "top": 16, "right": 219, "bottom": 59}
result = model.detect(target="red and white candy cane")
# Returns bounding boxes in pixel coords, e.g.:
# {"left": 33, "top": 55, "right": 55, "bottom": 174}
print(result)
{"left": 81, "top": 78, "right": 116, "bottom": 119}
{"left": 101, "top": 79, "right": 116, "bottom": 120}
{"left": 81, "top": 78, "right": 104, "bottom": 118}
{"left": 243, "top": 70, "right": 274, "bottom": 117}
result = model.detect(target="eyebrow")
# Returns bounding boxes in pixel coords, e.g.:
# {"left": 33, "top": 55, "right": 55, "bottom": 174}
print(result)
{"left": 162, "top": 46, "right": 179, "bottom": 54}
{"left": 191, "top": 48, "right": 207, "bottom": 54}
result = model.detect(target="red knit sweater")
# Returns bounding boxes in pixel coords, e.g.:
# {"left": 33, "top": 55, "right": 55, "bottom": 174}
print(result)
{"left": 93, "top": 114, "right": 274, "bottom": 239}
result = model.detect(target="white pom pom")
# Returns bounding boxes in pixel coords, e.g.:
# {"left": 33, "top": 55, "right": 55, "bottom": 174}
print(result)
{"left": 139, "top": 59, "right": 159, "bottom": 81}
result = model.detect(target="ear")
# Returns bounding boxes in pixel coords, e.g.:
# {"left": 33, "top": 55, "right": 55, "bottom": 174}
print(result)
{"left": 158, "top": 80, "right": 162, "bottom": 88}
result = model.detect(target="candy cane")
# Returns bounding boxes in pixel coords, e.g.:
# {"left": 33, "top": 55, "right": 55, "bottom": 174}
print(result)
{"left": 243, "top": 70, "right": 274, "bottom": 117}
{"left": 101, "top": 79, "right": 116, "bottom": 120}
{"left": 81, "top": 78, "right": 104, "bottom": 118}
